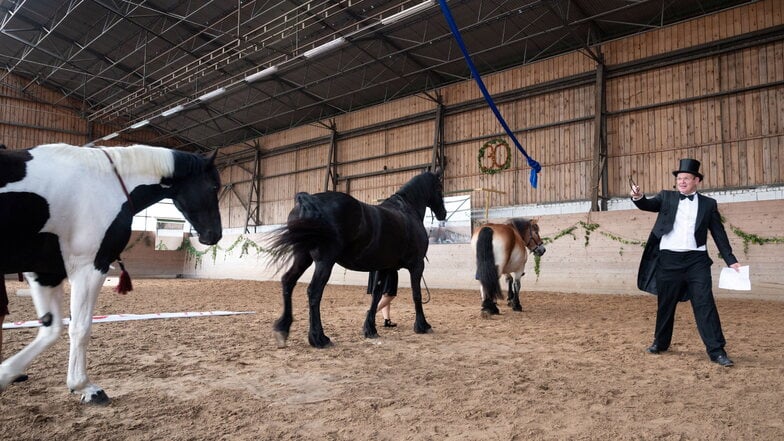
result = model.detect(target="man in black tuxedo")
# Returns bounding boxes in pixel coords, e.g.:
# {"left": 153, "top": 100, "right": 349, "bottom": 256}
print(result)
{"left": 630, "top": 158, "right": 741, "bottom": 367}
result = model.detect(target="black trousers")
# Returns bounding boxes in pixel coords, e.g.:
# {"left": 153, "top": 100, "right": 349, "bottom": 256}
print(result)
{"left": 653, "top": 250, "right": 727, "bottom": 359}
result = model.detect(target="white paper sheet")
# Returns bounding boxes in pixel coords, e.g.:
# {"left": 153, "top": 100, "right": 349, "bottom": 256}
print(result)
{"left": 718, "top": 265, "right": 751, "bottom": 291}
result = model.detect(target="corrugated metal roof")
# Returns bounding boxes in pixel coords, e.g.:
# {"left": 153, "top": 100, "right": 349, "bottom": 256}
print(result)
{"left": 0, "top": 0, "right": 754, "bottom": 152}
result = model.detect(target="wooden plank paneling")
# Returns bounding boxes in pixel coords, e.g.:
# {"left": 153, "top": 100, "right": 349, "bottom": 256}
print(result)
{"left": 0, "top": 0, "right": 765, "bottom": 229}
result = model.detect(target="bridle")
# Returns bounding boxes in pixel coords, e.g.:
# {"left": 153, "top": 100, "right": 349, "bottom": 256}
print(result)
{"left": 98, "top": 148, "right": 135, "bottom": 213}
{"left": 523, "top": 225, "right": 543, "bottom": 252}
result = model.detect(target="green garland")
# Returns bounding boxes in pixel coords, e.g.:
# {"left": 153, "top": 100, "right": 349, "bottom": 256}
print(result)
{"left": 534, "top": 221, "right": 645, "bottom": 278}
{"left": 142, "top": 220, "right": 784, "bottom": 278}
{"left": 176, "top": 234, "right": 270, "bottom": 268}
{"left": 543, "top": 225, "right": 577, "bottom": 244}
{"left": 578, "top": 221, "right": 600, "bottom": 247}
{"left": 478, "top": 139, "right": 512, "bottom": 175}
{"left": 730, "top": 225, "right": 784, "bottom": 256}
{"left": 531, "top": 218, "right": 781, "bottom": 278}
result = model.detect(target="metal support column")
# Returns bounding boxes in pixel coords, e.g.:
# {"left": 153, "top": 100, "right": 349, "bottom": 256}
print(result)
{"left": 323, "top": 121, "right": 338, "bottom": 191}
{"left": 243, "top": 141, "right": 262, "bottom": 233}
{"left": 430, "top": 96, "right": 445, "bottom": 174}
{"left": 590, "top": 55, "right": 608, "bottom": 211}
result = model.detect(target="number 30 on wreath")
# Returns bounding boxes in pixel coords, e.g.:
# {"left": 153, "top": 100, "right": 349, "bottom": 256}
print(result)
{"left": 478, "top": 139, "right": 511, "bottom": 175}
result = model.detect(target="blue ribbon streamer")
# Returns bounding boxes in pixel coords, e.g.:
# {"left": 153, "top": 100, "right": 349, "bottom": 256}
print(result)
{"left": 437, "top": 0, "right": 541, "bottom": 188}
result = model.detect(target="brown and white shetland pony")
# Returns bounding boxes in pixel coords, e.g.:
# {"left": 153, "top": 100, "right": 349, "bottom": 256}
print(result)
{"left": 471, "top": 218, "right": 546, "bottom": 316}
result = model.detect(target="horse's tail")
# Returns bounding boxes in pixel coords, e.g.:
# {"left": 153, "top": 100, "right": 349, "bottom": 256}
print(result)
{"left": 266, "top": 192, "right": 333, "bottom": 270}
{"left": 475, "top": 227, "right": 503, "bottom": 300}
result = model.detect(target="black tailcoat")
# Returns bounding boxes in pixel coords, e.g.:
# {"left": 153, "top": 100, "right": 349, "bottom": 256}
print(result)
{"left": 633, "top": 190, "right": 738, "bottom": 299}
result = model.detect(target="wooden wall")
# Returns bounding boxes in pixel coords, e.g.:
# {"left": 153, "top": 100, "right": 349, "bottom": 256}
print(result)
{"left": 217, "top": 0, "right": 784, "bottom": 228}
{"left": 0, "top": 74, "right": 174, "bottom": 149}
{"left": 0, "top": 75, "right": 87, "bottom": 147}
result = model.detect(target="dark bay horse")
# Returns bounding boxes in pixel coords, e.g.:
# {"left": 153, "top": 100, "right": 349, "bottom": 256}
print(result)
{"left": 471, "top": 218, "right": 546, "bottom": 316}
{"left": 0, "top": 144, "right": 222, "bottom": 404}
{"left": 268, "top": 169, "right": 447, "bottom": 348}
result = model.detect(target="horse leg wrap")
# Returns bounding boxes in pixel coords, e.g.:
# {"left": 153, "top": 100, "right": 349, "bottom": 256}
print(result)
{"left": 40, "top": 312, "right": 53, "bottom": 327}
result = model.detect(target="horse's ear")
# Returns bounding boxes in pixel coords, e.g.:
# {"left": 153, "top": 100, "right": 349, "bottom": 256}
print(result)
{"left": 433, "top": 166, "right": 443, "bottom": 179}
{"left": 206, "top": 149, "right": 218, "bottom": 166}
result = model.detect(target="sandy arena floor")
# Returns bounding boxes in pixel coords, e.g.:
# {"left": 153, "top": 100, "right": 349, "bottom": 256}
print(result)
{"left": 1, "top": 278, "right": 783, "bottom": 440}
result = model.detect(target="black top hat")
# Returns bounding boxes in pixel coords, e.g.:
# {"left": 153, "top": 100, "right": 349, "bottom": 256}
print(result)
{"left": 672, "top": 158, "right": 703, "bottom": 180}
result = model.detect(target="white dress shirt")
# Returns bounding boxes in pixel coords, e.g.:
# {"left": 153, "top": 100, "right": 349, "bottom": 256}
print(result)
{"left": 659, "top": 193, "right": 707, "bottom": 252}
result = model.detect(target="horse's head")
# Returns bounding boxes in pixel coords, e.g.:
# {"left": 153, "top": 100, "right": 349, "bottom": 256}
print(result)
{"left": 511, "top": 218, "right": 546, "bottom": 256}
{"left": 527, "top": 219, "right": 546, "bottom": 256}
{"left": 427, "top": 167, "right": 447, "bottom": 221}
{"left": 167, "top": 150, "right": 223, "bottom": 245}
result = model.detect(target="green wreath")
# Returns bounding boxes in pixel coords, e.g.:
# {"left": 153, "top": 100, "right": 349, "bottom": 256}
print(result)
{"left": 478, "top": 139, "right": 512, "bottom": 175}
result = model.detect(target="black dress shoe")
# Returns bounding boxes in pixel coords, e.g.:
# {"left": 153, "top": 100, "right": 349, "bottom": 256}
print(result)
{"left": 712, "top": 354, "right": 734, "bottom": 367}
{"left": 646, "top": 344, "right": 665, "bottom": 354}
{"left": 383, "top": 319, "right": 397, "bottom": 328}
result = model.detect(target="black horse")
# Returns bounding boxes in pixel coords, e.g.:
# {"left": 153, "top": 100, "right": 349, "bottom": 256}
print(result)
{"left": 268, "top": 169, "right": 447, "bottom": 348}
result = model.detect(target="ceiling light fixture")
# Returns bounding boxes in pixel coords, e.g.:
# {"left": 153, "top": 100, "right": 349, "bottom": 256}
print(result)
{"left": 129, "top": 119, "right": 149, "bottom": 129}
{"left": 197, "top": 87, "right": 226, "bottom": 102}
{"left": 245, "top": 65, "right": 279, "bottom": 83}
{"left": 101, "top": 132, "right": 119, "bottom": 141}
{"left": 161, "top": 104, "right": 184, "bottom": 117}
{"left": 303, "top": 37, "right": 347, "bottom": 59}
{"left": 381, "top": 1, "right": 435, "bottom": 25}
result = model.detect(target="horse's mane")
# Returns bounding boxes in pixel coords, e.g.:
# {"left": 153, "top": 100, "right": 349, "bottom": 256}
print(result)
{"left": 393, "top": 171, "right": 436, "bottom": 205}
{"left": 35, "top": 144, "right": 175, "bottom": 178}
{"left": 507, "top": 217, "right": 532, "bottom": 235}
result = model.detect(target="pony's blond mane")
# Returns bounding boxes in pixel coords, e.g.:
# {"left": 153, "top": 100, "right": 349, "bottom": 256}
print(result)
{"left": 36, "top": 144, "right": 175, "bottom": 178}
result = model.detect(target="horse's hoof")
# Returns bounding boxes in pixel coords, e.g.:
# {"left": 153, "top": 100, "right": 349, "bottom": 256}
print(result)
{"left": 81, "top": 390, "right": 111, "bottom": 406}
{"left": 274, "top": 331, "right": 288, "bottom": 349}
{"left": 365, "top": 331, "right": 379, "bottom": 339}
{"left": 512, "top": 305, "right": 523, "bottom": 312}
{"left": 414, "top": 323, "right": 432, "bottom": 334}
{"left": 309, "top": 335, "right": 333, "bottom": 348}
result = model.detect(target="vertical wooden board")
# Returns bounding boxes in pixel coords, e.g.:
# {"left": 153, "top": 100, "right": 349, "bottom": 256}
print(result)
{"left": 729, "top": 142, "right": 741, "bottom": 187}
{"left": 262, "top": 152, "right": 296, "bottom": 176}
{"left": 774, "top": 0, "right": 784, "bottom": 27}
{"left": 229, "top": 186, "right": 250, "bottom": 229}
{"left": 719, "top": 7, "right": 731, "bottom": 40}
{"left": 742, "top": 48, "right": 753, "bottom": 88}
{"left": 296, "top": 169, "right": 323, "bottom": 194}
{"left": 264, "top": 174, "right": 297, "bottom": 202}
{"left": 773, "top": 135, "right": 782, "bottom": 183}
{"left": 778, "top": 85, "right": 784, "bottom": 138}
{"left": 655, "top": 107, "right": 664, "bottom": 152}
{"left": 339, "top": 135, "right": 369, "bottom": 163}
{"left": 763, "top": 44, "right": 775, "bottom": 84}
{"left": 296, "top": 144, "right": 328, "bottom": 170}
{"left": 772, "top": 42, "right": 783, "bottom": 82}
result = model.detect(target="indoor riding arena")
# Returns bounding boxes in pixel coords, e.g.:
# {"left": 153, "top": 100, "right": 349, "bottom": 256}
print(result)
{"left": 1, "top": 1, "right": 783, "bottom": 440}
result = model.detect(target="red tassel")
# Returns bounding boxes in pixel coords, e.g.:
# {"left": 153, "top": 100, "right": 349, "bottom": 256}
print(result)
{"left": 115, "top": 259, "right": 133, "bottom": 294}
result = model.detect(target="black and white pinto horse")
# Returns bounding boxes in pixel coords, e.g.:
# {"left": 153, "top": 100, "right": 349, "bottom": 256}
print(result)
{"left": 472, "top": 218, "right": 546, "bottom": 316}
{"left": 0, "top": 143, "right": 222, "bottom": 404}
{"left": 268, "top": 170, "right": 447, "bottom": 348}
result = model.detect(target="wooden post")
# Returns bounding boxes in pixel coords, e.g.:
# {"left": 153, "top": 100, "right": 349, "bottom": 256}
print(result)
{"left": 323, "top": 121, "right": 338, "bottom": 192}
{"left": 243, "top": 141, "right": 261, "bottom": 233}
{"left": 590, "top": 55, "right": 607, "bottom": 211}
{"left": 430, "top": 97, "right": 445, "bottom": 173}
